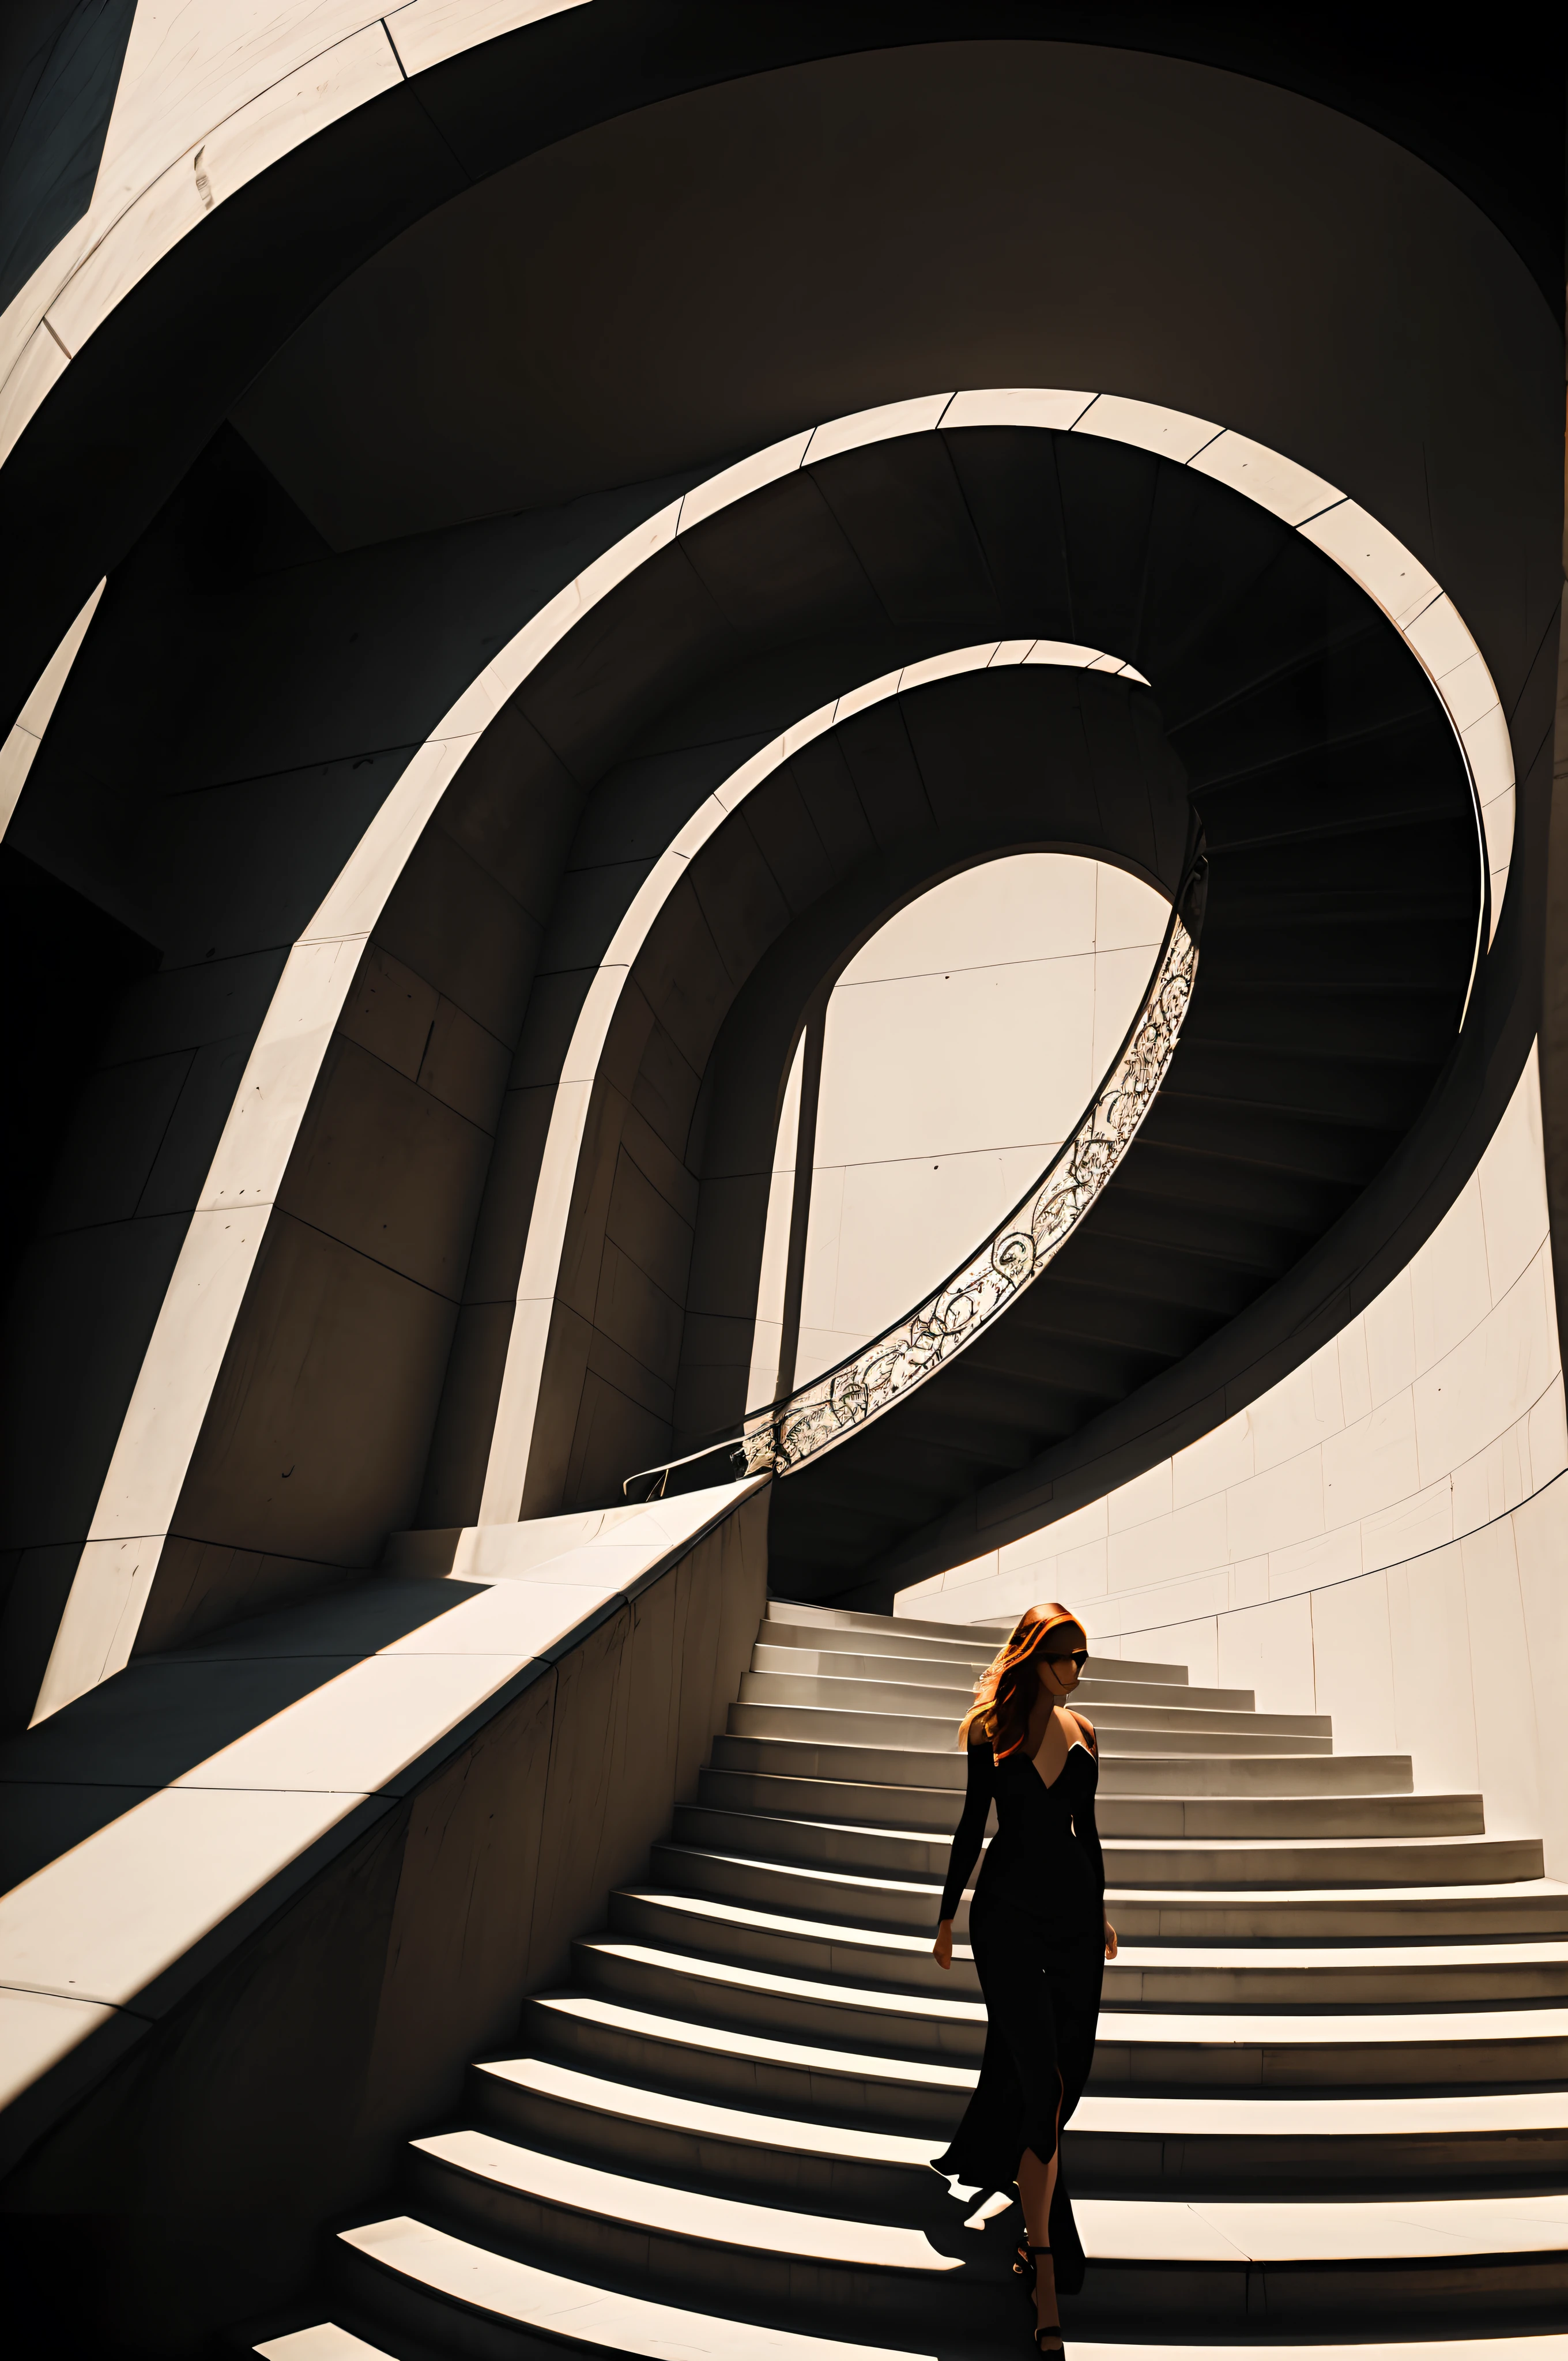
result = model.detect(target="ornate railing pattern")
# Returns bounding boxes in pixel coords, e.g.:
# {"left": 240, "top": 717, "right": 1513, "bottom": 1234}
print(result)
{"left": 737, "top": 912, "right": 1198, "bottom": 1476}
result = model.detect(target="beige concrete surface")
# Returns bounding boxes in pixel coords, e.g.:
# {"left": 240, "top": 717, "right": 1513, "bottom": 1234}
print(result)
{"left": 0, "top": 1478, "right": 767, "bottom": 2345}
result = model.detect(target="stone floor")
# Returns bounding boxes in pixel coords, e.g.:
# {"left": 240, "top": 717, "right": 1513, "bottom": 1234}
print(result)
{"left": 256, "top": 1604, "right": 1568, "bottom": 2358}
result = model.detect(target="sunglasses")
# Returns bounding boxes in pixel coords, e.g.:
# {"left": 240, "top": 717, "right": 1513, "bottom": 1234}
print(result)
{"left": 1045, "top": 1649, "right": 1090, "bottom": 1671}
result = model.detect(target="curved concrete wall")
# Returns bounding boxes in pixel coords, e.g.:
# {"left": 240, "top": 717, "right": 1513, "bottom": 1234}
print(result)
{"left": 23, "top": 392, "right": 1482, "bottom": 1723}
{"left": 895, "top": 1043, "right": 1568, "bottom": 1868}
{"left": 796, "top": 854, "right": 1169, "bottom": 1385}
{"left": 1084, "top": 1473, "right": 1568, "bottom": 1878}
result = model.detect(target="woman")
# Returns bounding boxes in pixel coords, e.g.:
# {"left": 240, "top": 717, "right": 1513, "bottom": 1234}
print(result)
{"left": 931, "top": 1604, "right": 1117, "bottom": 2356}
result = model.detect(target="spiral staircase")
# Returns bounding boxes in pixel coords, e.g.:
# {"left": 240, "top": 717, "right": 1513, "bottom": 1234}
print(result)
{"left": 256, "top": 1605, "right": 1568, "bottom": 2360}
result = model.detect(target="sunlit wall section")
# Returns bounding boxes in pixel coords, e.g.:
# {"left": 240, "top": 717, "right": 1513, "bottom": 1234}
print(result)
{"left": 794, "top": 854, "right": 1168, "bottom": 1386}
{"left": 896, "top": 1043, "right": 1568, "bottom": 1869}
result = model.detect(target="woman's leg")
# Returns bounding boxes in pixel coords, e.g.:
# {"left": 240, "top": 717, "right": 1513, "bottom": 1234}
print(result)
{"left": 964, "top": 1908, "right": 1069, "bottom": 2341}
{"left": 1017, "top": 2072, "right": 1066, "bottom": 2340}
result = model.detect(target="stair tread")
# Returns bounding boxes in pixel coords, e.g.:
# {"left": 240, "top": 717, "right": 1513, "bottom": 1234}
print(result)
{"left": 337, "top": 2217, "right": 929, "bottom": 2356}
{"left": 1073, "top": 2190, "right": 1568, "bottom": 2261}
{"left": 526, "top": 1991, "right": 976, "bottom": 2086}
{"left": 525, "top": 1990, "right": 1568, "bottom": 2088}
{"left": 476, "top": 2056, "right": 944, "bottom": 2160}
{"left": 674, "top": 1834, "right": 1563, "bottom": 1891}
{"left": 581, "top": 1934, "right": 985, "bottom": 2021}
{"left": 668, "top": 1831, "right": 1543, "bottom": 1864}
{"left": 617, "top": 1888, "right": 1568, "bottom": 1965}
{"left": 483, "top": 2053, "right": 1568, "bottom": 2143}
{"left": 742, "top": 1683, "right": 1330, "bottom": 1730}
{"left": 409, "top": 2126, "right": 1568, "bottom": 2264}
{"left": 411, "top": 2127, "right": 953, "bottom": 2267}
{"left": 326, "top": 2220, "right": 1568, "bottom": 2359}
{"left": 344, "top": 1604, "right": 1568, "bottom": 2353}
{"left": 730, "top": 1704, "right": 1336, "bottom": 1754}
{"left": 1072, "top": 2346, "right": 1568, "bottom": 2359}
{"left": 751, "top": 1651, "right": 1255, "bottom": 1708}
{"left": 715, "top": 1736, "right": 1414, "bottom": 1779}
{"left": 581, "top": 1943, "right": 1568, "bottom": 2044}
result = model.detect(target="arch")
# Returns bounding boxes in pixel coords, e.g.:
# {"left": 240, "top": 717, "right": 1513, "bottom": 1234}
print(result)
{"left": 33, "top": 391, "right": 1501, "bottom": 1718}
{"left": 499, "top": 655, "right": 1193, "bottom": 1520}
{"left": 475, "top": 635, "right": 1155, "bottom": 1524}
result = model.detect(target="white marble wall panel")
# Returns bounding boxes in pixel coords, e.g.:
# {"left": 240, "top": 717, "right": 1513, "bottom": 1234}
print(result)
{"left": 1307, "top": 1571, "right": 1397, "bottom": 1759}
{"left": 936, "top": 1472, "right": 1568, "bottom": 1875}
{"left": 898, "top": 1046, "right": 1562, "bottom": 1674}
{"left": 1215, "top": 1594, "right": 1317, "bottom": 1717}
{"left": 1512, "top": 1480, "right": 1568, "bottom": 1875}
{"left": 794, "top": 855, "right": 1166, "bottom": 1383}
{"left": 744, "top": 1035, "right": 804, "bottom": 1415}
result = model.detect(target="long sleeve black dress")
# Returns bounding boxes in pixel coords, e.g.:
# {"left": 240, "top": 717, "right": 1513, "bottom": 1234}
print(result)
{"left": 934, "top": 1724, "right": 1107, "bottom": 2289}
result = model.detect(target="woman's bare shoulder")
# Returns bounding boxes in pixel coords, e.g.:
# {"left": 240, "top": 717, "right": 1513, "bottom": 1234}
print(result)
{"left": 1068, "top": 1708, "right": 1097, "bottom": 1752}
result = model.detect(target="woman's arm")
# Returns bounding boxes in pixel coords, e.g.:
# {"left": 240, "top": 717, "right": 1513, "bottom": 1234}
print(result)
{"left": 1069, "top": 1714, "right": 1117, "bottom": 1959}
{"left": 932, "top": 1736, "right": 993, "bottom": 1967}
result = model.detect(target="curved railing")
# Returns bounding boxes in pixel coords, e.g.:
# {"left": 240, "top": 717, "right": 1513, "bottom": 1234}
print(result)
{"left": 623, "top": 873, "right": 1202, "bottom": 1500}
{"left": 738, "top": 900, "right": 1199, "bottom": 1476}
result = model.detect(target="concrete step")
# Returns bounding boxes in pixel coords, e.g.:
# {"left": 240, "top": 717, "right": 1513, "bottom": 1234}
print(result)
{"left": 330, "top": 2215, "right": 945, "bottom": 2359}
{"left": 762, "top": 1614, "right": 1001, "bottom": 1669}
{"left": 470, "top": 2054, "right": 944, "bottom": 2210}
{"left": 390, "top": 2126, "right": 1568, "bottom": 2333}
{"left": 687, "top": 1779, "right": 1485, "bottom": 1846}
{"left": 750, "top": 1644, "right": 1257, "bottom": 1711}
{"left": 397, "top": 2125, "right": 1016, "bottom": 2335}
{"left": 320, "top": 1593, "right": 1568, "bottom": 2359}
{"left": 726, "top": 1702, "right": 1334, "bottom": 1753}
{"left": 519, "top": 1987, "right": 1568, "bottom": 2139}
{"left": 1103, "top": 1883, "right": 1568, "bottom": 1943}
{"left": 470, "top": 2051, "right": 1568, "bottom": 2202}
{"left": 573, "top": 1930, "right": 989, "bottom": 2059}
{"left": 568, "top": 1943, "right": 1568, "bottom": 2085}
{"left": 605, "top": 1892, "right": 1568, "bottom": 2007}
{"left": 708, "top": 1732, "right": 1415, "bottom": 1794}
{"left": 518, "top": 1990, "right": 975, "bottom": 2130}
{"left": 657, "top": 1835, "right": 1568, "bottom": 1940}
{"left": 268, "top": 2306, "right": 1568, "bottom": 2361}
{"left": 736, "top": 1671, "right": 1329, "bottom": 1737}
{"left": 668, "top": 1816, "right": 1539, "bottom": 1897}
{"left": 1066, "top": 2086, "right": 1568, "bottom": 2193}
{"left": 764, "top": 1608, "right": 1189, "bottom": 1688}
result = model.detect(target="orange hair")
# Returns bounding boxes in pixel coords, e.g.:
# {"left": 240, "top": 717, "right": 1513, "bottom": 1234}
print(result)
{"left": 958, "top": 1602, "right": 1087, "bottom": 1760}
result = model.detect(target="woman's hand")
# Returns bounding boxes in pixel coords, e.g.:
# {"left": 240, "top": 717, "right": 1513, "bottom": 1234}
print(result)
{"left": 1103, "top": 1917, "right": 1118, "bottom": 1961}
{"left": 933, "top": 1918, "right": 954, "bottom": 1971}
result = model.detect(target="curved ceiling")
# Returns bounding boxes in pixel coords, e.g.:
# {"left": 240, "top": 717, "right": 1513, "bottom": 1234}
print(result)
{"left": 231, "top": 37, "right": 1559, "bottom": 593}
{"left": 0, "top": 27, "right": 1555, "bottom": 757}
{"left": 442, "top": 408, "right": 1481, "bottom": 1561}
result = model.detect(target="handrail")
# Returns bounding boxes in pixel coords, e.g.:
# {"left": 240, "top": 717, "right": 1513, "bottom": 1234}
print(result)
{"left": 624, "top": 866, "right": 1203, "bottom": 1500}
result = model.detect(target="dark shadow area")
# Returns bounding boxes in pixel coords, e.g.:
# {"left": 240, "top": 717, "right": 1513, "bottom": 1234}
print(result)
{"left": 0, "top": 1571, "right": 491, "bottom": 1890}
{"left": 0, "top": 0, "right": 137, "bottom": 318}
{"left": 0, "top": 845, "right": 157, "bottom": 1316}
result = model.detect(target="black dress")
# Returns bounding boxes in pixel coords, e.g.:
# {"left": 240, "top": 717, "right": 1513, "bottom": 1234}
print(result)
{"left": 934, "top": 1728, "right": 1106, "bottom": 2288}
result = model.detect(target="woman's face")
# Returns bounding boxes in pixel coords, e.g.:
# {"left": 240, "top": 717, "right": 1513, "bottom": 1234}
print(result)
{"left": 1038, "top": 1627, "right": 1087, "bottom": 1698}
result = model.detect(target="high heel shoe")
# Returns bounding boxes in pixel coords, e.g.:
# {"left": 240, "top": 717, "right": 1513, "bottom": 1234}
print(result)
{"left": 1016, "top": 2244, "right": 1065, "bottom": 2354}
